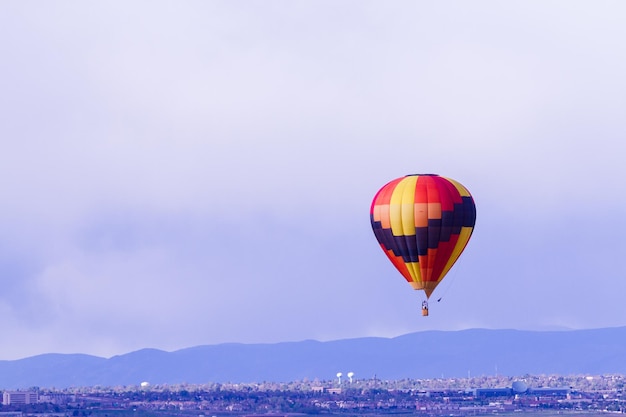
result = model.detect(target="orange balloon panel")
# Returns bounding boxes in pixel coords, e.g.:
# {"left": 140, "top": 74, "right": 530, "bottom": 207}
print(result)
{"left": 370, "top": 174, "right": 476, "bottom": 299}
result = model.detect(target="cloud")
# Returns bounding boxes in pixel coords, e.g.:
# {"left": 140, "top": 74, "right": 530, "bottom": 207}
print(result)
{"left": 0, "top": 1, "right": 625, "bottom": 359}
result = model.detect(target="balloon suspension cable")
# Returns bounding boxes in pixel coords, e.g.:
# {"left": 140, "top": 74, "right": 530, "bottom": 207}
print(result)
{"left": 435, "top": 259, "right": 465, "bottom": 302}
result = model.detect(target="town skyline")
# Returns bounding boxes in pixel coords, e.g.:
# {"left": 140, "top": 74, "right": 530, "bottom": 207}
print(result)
{"left": 3, "top": 373, "right": 626, "bottom": 416}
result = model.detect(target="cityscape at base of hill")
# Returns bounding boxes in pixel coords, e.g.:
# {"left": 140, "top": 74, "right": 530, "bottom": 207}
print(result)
{"left": 1, "top": 374, "right": 624, "bottom": 417}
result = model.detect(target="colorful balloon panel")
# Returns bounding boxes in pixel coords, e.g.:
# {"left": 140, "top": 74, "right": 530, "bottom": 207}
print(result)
{"left": 370, "top": 174, "right": 476, "bottom": 299}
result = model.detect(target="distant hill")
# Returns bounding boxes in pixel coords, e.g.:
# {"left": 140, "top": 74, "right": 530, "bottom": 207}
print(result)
{"left": 1, "top": 327, "right": 625, "bottom": 389}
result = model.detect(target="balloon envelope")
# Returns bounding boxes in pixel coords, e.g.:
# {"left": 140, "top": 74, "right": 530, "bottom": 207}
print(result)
{"left": 370, "top": 174, "right": 476, "bottom": 299}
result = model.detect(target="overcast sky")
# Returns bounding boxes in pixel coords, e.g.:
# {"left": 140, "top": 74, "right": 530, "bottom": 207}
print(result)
{"left": 1, "top": 1, "right": 625, "bottom": 361}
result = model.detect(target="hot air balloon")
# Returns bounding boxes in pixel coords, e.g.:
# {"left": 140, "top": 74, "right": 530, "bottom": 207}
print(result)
{"left": 370, "top": 174, "right": 476, "bottom": 316}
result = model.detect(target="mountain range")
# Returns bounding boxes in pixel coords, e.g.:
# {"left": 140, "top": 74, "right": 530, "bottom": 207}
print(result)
{"left": 1, "top": 327, "right": 625, "bottom": 389}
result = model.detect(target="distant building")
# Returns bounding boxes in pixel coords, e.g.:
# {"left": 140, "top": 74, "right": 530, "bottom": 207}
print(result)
{"left": 0, "top": 412, "right": 23, "bottom": 417}
{"left": 473, "top": 388, "right": 513, "bottom": 397}
{"left": 38, "top": 393, "right": 72, "bottom": 405}
{"left": 528, "top": 387, "right": 570, "bottom": 396}
{"left": 472, "top": 386, "right": 570, "bottom": 398}
{"left": 2, "top": 391, "right": 39, "bottom": 405}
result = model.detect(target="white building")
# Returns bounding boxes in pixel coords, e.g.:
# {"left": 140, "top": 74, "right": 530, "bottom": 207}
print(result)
{"left": 2, "top": 391, "right": 38, "bottom": 405}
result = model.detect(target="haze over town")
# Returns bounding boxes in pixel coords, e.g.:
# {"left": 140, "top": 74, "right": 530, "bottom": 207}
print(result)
{"left": 1, "top": 1, "right": 625, "bottom": 360}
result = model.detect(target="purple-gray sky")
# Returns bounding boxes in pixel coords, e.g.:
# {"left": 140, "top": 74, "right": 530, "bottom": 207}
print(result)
{"left": 1, "top": 1, "right": 625, "bottom": 360}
